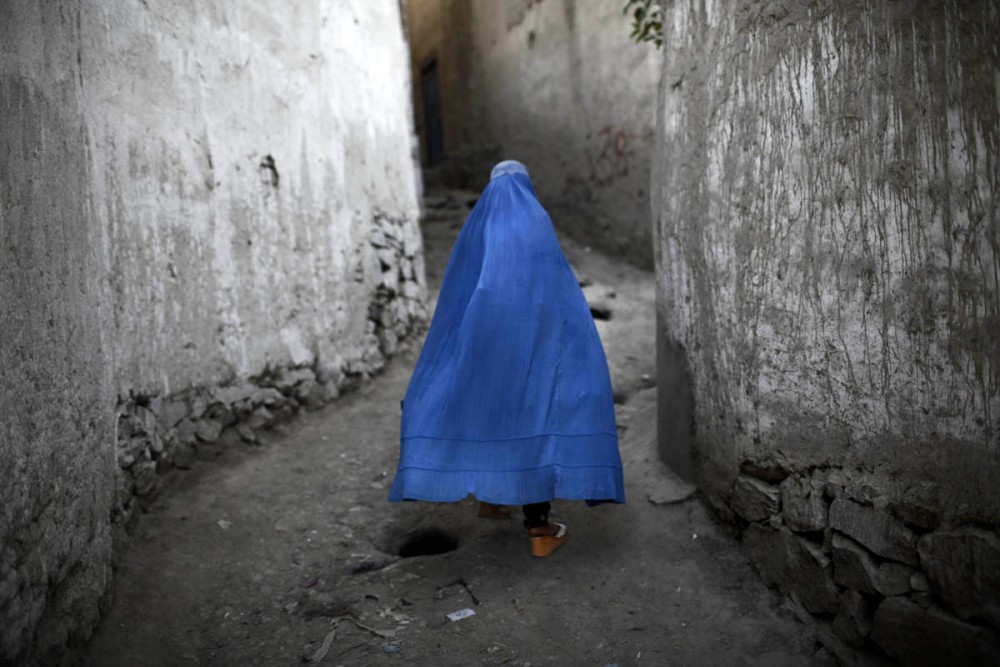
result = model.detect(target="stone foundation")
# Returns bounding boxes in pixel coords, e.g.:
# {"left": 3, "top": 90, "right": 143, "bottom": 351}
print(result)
{"left": 111, "top": 206, "right": 427, "bottom": 548}
{"left": 732, "top": 464, "right": 1000, "bottom": 665}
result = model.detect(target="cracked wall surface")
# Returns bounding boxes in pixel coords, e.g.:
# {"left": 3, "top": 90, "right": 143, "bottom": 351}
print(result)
{"left": 653, "top": 0, "right": 999, "bottom": 663}
{"left": 0, "top": 1, "right": 423, "bottom": 664}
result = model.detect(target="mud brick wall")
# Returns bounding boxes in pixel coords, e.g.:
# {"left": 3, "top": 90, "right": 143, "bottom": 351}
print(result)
{"left": 652, "top": 1, "right": 1000, "bottom": 664}
{"left": 0, "top": 1, "right": 422, "bottom": 664}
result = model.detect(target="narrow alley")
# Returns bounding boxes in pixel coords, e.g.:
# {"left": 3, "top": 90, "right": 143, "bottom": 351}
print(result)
{"left": 84, "top": 193, "right": 817, "bottom": 667}
{"left": 3, "top": 2, "right": 998, "bottom": 667}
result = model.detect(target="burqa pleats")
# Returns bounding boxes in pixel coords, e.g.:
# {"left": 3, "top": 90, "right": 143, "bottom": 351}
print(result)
{"left": 388, "top": 162, "right": 625, "bottom": 506}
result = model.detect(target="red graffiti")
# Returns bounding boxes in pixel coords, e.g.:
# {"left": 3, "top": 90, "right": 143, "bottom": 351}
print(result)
{"left": 590, "top": 126, "right": 634, "bottom": 187}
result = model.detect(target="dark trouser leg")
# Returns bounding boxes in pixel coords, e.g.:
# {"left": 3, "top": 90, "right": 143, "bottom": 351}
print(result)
{"left": 522, "top": 502, "right": 551, "bottom": 530}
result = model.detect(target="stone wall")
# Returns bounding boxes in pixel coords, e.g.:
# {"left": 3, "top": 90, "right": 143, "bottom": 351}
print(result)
{"left": 407, "top": 0, "right": 660, "bottom": 268}
{"left": 652, "top": 0, "right": 999, "bottom": 664}
{"left": 0, "top": 1, "right": 423, "bottom": 664}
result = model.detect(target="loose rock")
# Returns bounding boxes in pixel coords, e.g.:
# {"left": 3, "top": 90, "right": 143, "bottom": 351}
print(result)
{"left": 917, "top": 528, "right": 1000, "bottom": 629}
{"left": 832, "top": 589, "right": 874, "bottom": 647}
{"left": 831, "top": 533, "right": 879, "bottom": 595}
{"left": 870, "top": 596, "right": 1000, "bottom": 666}
{"left": 189, "top": 396, "right": 208, "bottom": 421}
{"left": 377, "top": 248, "right": 398, "bottom": 270}
{"left": 206, "top": 404, "right": 237, "bottom": 427}
{"left": 730, "top": 476, "right": 781, "bottom": 522}
{"left": 829, "top": 499, "right": 918, "bottom": 565}
{"left": 248, "top": 407, "right": 274, "bottom": 430}
{"left": 211, "top": 384, "right": 255, "bottom": 406}
{"left": 234, "top": 423, "right": 257, "bottom": 444}
{"left": 217, "top": 427, "right": 242, "bottom": 448}
{"left": 402, "top": 281, "right": 421, "bottom": 299}
{"left": 155, "top": 399, "right": 189, "bottom": 430}
{"left": 889, "top": 500, "right": 942, "bottom": 531}
{"left": 175, "top": 419, "right": 198, "bottom": 445}
{"left": 251, "top": 387, "right": 285, "bottom": 407}
{"left": 195, "top": 419, "right": 223, "bottom": 443}
{"left": 780, "top": 474, "right": 828, "bottom": 532}
{"left": 132, "top": 461, "right": 158, "bottom": 497}
{"left": 743, "top": 524, "right": 839, "bottom": 613}
{"left": 873, "top": 562, "right": 913, "bottom": 597}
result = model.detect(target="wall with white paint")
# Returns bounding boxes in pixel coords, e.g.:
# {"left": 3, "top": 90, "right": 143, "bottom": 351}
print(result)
{"left": 473, "top": 0, "right": 660, "bottom": 267}
{"left": 653, "top": 1, "right": 999, "bottom": 661}
{"left": 0, "top": 1, "right": 422, "bottom": 663}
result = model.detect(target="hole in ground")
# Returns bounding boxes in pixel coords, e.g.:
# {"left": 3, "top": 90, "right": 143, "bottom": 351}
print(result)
{"left": 397, "top": 528, "right": 458, "bottom": 558}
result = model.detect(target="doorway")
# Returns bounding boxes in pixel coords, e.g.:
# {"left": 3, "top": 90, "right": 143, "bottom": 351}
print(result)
{"left": 420, "top": 59, "right": 445, "bottom": 166}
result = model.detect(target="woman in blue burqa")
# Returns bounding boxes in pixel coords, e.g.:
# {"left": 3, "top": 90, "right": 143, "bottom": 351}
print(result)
{"left": 388, "top": 160, "right": 624, "bottom": 558}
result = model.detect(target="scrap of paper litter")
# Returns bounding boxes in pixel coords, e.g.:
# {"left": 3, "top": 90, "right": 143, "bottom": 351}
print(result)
{"left": 447, "top": 608, "right": 476, "bottom": 622}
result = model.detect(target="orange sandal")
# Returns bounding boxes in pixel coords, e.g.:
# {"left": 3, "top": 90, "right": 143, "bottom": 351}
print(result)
{"left": 529, "top": 522, "right": 569, "bottom": 558}
{"left": 478, "top": 502, "right": 512, "bottom": 520}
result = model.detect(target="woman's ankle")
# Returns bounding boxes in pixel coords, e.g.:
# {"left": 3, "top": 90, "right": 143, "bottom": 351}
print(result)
{"left": 527, "top": 522, "right": 561, "bottom": 537}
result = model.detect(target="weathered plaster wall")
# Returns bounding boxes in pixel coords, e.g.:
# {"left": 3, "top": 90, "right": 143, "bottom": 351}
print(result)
{"left": 471, "top": 0, "right": 660, "bottom": 267}
{"left": 0, "top": 1, "right": 423, "bottom": 664}
{"left": 407, "top": 0, "right": 660, "bottom": 268}
{"left": 0, "top": 5, "right": 116, "bottom": 662}
{"left": 653, "top": 1, "right": 1000, "bottom": 663}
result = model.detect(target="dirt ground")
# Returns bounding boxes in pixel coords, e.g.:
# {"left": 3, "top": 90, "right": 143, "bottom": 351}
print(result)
{"left": 85, "top": 192, "right": 820, "bottom": 667}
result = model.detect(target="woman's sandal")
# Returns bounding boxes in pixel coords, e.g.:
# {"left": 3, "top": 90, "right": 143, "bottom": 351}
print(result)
{"left": 529, "top": 522, "right": 569, "bottom": 558}
{"left": 478, "top": 502, "right": 511, "bottom": 520}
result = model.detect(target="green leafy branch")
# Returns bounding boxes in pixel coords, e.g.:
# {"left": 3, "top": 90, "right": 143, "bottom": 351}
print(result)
{"left": 623, "top": 0, "right": 664, "bottom": 48}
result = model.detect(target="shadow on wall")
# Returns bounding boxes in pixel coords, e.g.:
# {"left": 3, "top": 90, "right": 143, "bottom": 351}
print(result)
{"left": 656, "top": 310, "right": 695, "bottom": 483}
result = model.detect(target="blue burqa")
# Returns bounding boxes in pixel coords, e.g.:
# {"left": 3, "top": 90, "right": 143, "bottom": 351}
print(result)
{"left": 388, "top": 161, "right": 625, "bottom": 506}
